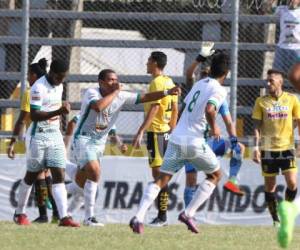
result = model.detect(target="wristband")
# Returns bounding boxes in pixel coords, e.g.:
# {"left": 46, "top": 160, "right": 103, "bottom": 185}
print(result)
{"left": 253, "top": 146, "right": 259, "bottom": 151}
{"left": 163, "top": 90, "right": 169, "bottom": 96}
{"left": 196, "top": 54, "right": 207, "bottom": 63}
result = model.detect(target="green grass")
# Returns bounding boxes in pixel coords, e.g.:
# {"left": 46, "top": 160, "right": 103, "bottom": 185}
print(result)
{"left": 1, "top": 222, "right": 299, "bottom": 250}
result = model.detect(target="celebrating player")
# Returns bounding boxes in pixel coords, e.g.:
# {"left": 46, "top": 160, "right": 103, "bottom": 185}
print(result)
{"left": 72, "top": 69, "right": 180, "bottom": 226}
{"left": 129, "top": 53, "right": 229, "bottom": 234}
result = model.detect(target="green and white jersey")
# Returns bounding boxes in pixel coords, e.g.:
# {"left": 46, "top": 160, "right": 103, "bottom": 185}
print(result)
{"left": 29, "top": 75, "right": 63, "bottom": 135}
{"left": 170, "top": 77, "right": 227, "bottom": 146}
{"left": 74, "top": 88, "right": 138, "bottom": 142}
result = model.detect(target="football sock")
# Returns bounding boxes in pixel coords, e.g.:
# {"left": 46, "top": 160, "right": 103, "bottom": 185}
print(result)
{"left": 84, "top": 180, "right": 98, "bottom": 219}
{"left": 184, "top": 186, "right": 197, "bottom": 207}
{"left": 16, "top": 180, "right": 33, "bottom": 214}
{"left": 35, "top": 179, "right": 48, "bottom": 217}
{"left": 265, "top": 191, "right": 279, "bottom": 222}
{"left": 285, "top": 188, "right": 297, "bottom": 202}
{"left": 157, "top": 185, "right": 168, "bottom": 221}
{"left": 52, "top": 183, "right": 68, "bottom": 219}
{"left": 45, "top": 176, "right": 59, "bottom": 218}
{"left": 229, "top": 157, "right": 242, "bottom": 179}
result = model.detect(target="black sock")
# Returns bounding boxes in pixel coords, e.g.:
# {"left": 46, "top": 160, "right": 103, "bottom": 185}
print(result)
{"left": 157, "top": 185, "right": 169, "bottom": 221}
{"left": 285, "top": 188, "right": 297, "bottom": 202}
{"left": 265, "top": 191, "right": 279, "bottom": 222}
{"left": 35, "top": 179, "right": 48, "bottom": 218}
{"left": 45, "top": 176, "right": 59, "bottom": 218}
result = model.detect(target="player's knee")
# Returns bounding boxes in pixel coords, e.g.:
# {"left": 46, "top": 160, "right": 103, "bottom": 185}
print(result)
{"left": 50, "top": 168, "right": 65, "bottom": 184}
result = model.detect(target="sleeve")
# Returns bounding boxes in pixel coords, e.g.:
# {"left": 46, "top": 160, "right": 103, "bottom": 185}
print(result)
{"left": 207, "top": 88, "right": 227, "bottom": 111}
{"left": 30, "top": 83, "right": 44, "bottom": 110}
{"left": 275, "top": 6, "right": 285, "bottom": 17}
{"left": 85, "top": 89, "right": 99, "bottom": 105}
{"left": 121, "top": 91, "right": 139, "bottom": 105}
{"left": 218, "top": 100, "right": 230, "bottom": 117}
{"left": 72, "top": 114, "right": 80, "bottom": 124}
{"left": 20, "top": 89, "right": 30, "bottom": 113}
{"left": 252, "top": 98, "right": 263, "bottom": 120}
{"left": 109, "top": 124, "right": 117, "bottom": 136}
{"left": 292, "top": 95, "right": 300, "bottom": 119}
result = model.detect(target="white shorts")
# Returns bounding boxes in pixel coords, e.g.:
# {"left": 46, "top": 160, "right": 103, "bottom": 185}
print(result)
{"left": 160, "top": 141, "right": 220, "bottom": 175}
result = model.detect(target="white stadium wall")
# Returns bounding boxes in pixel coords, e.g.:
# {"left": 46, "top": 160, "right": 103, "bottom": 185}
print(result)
{"left": 1, "top": 156, "right": 300, "bottom": 226}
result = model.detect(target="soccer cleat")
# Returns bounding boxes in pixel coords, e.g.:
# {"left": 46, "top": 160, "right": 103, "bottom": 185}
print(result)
{"left": 83, "top": 217, "right": 104, "bottom": 227}
{"left": 178, "top": 212, "right": 199, "bottom": 234}
{"left": 32, "top": 215, "right": 49, "bottom": 223}
{"left": 13, "top": 212, "right": 31, "bottom": 226}
{"left": 129, "top": 216, "right": 144, "bottom": 234}
{"left": 148, "top": 217, "right": 168, "bottom": 227}
{"left": 278, "top": 201, "right": 298, "bottom": 248}
{"left": 223, "top": 181, "right": 245, "bottom": 196}
{"left": 59, "top": 216, "right": 80, "bottom": 227}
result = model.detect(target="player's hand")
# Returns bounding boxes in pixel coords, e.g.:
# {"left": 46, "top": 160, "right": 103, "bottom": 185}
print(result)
{"left": 196, "top": 41, "right": 215, "bottom": 62}
{"left": 132, "top": 131, "right": 144, "bottom": 148}
{"left": 119, "top": 143, "right": 128, "bottom": 154}
{"left": 7, "top": 144, "right": 15, "bottom": 159}
{"left": 60, "top": 101, "right": 71, "bottom": 115}
{"left": 252, "top": 148, "right": 261, "bottom": 164}
{"left": 167, "top": 86, "right": 181, "bottom": 96}
{"left": 112, "top": 82, "right": 121, "bottom": 92}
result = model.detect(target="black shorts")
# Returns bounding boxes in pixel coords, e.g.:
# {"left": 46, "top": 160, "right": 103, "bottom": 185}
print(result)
{"left": 146, "top": 131, "right": 169, "bottom": 167}
{"left": 261, "top": 150, "right": 297, "bottom": 176}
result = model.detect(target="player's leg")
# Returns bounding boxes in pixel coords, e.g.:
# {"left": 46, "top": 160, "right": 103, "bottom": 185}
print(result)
{"left": 14, "top": 171, "right": 40, "bottom": 225}
{"left": 130, "top": 141, "right": 184, "bottom": 234}
{"left": 33, "top": 171, "right": 49, "bottom": 223}
{"left": 147, "top": 132, "right": 169, "bottom": 226}
{"left": 224, "top": 142, "right": 245, "bottom": 196}
{"left": 184, "top": 164, "right": 197, "bottom": 207}
{"left": 44, "top": 169, "right": 59, "bottom": 223}
{"left": 179, "top": 143, "right": 221, "bottom": 233}
{"left": 47, "top": 133, "right": 79, "bottom": 227}
{"left": 265, "top": 176, "right": 280, "bottom": 225}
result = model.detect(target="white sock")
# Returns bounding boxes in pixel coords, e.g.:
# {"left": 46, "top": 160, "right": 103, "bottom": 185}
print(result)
{"left": 185, "top": 180, "right": 216, "bottom": 218}
{"left": 136, "top": 183, "right": 161, "bottom": 223}
{"left": 84, "top": 180, "right": 98, "bottom": 220}
{"left": 52, "top": 183, "right": 68, "bottom": 219}
{"left": 66, "top": 182, "right": 83, "bottom": 196}
{"left": 68, "top": 193, "right": 84, "bottom": 216}
{"left": 65, "top": 161, "right": 78, "bottom": 181}
{"left": 16, "top": 180, "right": 33, "bottom": 214}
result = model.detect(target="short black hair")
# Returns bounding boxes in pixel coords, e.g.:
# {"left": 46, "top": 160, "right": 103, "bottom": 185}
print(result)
{"left": 150, "top": 51, "right": 167, "bottom": 70}
{"left": 98, "top": 69, "right": 116, "bottom": 81}
{"left": 210, "top": 53, "right": 230, "bottom": 78}
{"left": 267, "top": 69, "right": 285, "bottom": 79}
{"left": 50, "top": 59, "right": 69, "bottom": 74}
{"left": 29, "top": 58, "right": 47, "bottom": 78}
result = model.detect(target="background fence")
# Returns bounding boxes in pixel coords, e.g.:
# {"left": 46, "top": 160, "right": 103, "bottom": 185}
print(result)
{"left": 0, "top": 0, "right": 297, "bottom": 147}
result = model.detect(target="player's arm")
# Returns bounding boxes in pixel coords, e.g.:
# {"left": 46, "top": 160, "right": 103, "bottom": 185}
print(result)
{"left": 31, "top": 102, "right": 70, "bottom": 122}
{"left": 90, "top": 85, "right": 120, "bottom": 112}
{"left": 205, "top": 103, "right": 219, "bottom": 138}
{"left": 253, "top": 119, "right": 262, "bottom": 164}
{"left": 64, "top": 116, "right": 78, "bottom": 148}
{"left": 109, "top": 129, "right": 128, "bottom": 154}
{"left": 137, "top": 86, "right": 181, "bottom": 104}
{"left": 7, "top": 110, "right": 30, "bottom": 159}
{"left": 169, "top": 100, "right": 178, "bottom": 131}
{"left": 132, "top": 104, "right": 160, "bottom": 148}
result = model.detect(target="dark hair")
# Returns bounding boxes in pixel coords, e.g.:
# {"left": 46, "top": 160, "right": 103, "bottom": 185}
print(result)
{"left": 29, "top": 58, "right": 47, "bottom": 78}
{"left": 210, "top": 53, "right": 230, "bottom": 78}
{"left": 50, "top": 59, "right": 69, "bottom": 74}
{"left": 150, "top": 51, "right": 167, "bottom": 70}
{"left": 267, "top": 69, "right": 285, "bottom": 79}
{"left": 98, "top": 69, "right": 116, "bottom": 81}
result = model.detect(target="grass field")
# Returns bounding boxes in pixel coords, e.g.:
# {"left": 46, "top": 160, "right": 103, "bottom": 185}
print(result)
{"left": 1, "top": 222, "right": 299, "bottom": 250}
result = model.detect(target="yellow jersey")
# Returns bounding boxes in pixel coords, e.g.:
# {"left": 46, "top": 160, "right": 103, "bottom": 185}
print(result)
{"left": 252, "top": 92, "right": 300, "bottom": 151}
{"left": 20, "top": 88, "right": 31, "bottom": 127}
{"left": 144, "top": 75, "right": 178, "bottom": 133}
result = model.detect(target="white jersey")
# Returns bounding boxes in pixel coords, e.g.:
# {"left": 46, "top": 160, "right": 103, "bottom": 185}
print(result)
{"left": 28, "top": 75, "right": 63, "bottom": 134}
{"left": 276, "top": 6, "right": 300, "bottom": 49}
{"left": 74, "top": 88, "right": 138, "bottom": 142}
{"left": 170, "top": 77, "right": 227, "bottom": 146}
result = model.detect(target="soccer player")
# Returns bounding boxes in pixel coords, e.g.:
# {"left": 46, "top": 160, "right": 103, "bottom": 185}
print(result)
{"left": 64, "top": 114, "right": 127, "bottom": 218}
{"left": 72, "top": 69, "right": 180, "bottom": 226}
{"left": 7, "top": 58, "right": 59, "bottom": 223}
{"left": 132, "top": 51, "right": 178, "bottom": 226}
{"left": 129, "top": 53, "right": 229, "bottom": 234}
{"left": 183, "top": 46, "right": 245, "bottom": 207}
{"left": 13, "top": 59, "right": 79, "bottom": 227}
{"left": 252, "top": 69, "right": 300, "bottom": 227}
